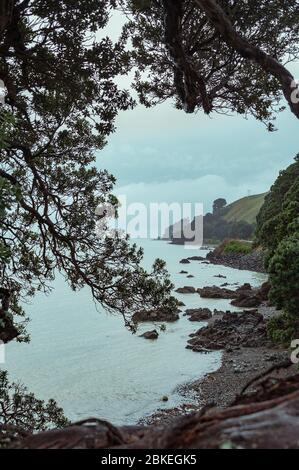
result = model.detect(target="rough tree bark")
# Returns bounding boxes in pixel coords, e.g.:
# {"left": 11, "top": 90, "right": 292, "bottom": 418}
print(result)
{"left": 0, "top": 0, "right": 13, "bottom": 34}
{"left": 163, "top": 0, "right": 212, "bottom": 114}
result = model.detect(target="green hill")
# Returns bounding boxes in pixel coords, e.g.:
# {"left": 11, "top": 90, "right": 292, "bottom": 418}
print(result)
{"left": 223, "top": 193, "right": 268, "bottom": 225}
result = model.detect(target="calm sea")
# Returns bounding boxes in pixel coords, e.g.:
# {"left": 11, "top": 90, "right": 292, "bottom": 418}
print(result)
{"left": 4, "top": 239, "right": 266, "bottom": 425}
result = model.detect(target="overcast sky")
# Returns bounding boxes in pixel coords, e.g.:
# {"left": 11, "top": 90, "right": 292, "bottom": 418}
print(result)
{"left": 97, "top": 13, "right": 299, "bottom": 214}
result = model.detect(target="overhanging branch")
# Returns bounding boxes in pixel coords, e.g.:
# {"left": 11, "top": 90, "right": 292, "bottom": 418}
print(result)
{"left": 163, "top": 0, "right": 212, "bottom": 113}
{"left": 194, "top": 0, "right": 299, "bottom": 119}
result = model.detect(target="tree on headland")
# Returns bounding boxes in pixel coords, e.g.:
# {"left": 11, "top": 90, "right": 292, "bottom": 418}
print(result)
{"left": 213, "top": 198, "right": 227, "bottom": 216}
{"left": 120, "top": 0, "right": 299, "bottom": 129}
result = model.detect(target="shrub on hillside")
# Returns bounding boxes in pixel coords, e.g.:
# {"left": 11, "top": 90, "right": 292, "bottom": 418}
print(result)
{"left": 223, "top": 240, "right": 253, "bottom": 255}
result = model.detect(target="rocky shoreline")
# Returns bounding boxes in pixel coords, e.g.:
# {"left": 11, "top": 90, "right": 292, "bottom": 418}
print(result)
{"left": 207, "top": 247, "right": 265, "bottom": 273}
{"left": 139, "top": 253, "right": 293, "bottom": 427}
{"left": 141, "top": 299, "right": 293, "bottom": 426}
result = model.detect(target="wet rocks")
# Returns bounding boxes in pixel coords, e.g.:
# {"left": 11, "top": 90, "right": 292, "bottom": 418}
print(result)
{"left": 259, "top": 282, "right": 271, "bottom": 301}
{"left": 179, "top": 270, "right": 188, "bottom": 274}
{"left": 175, "top": 286, "right": 196, "bottom": 294}
{"left": 197, "top": 285, "right": 236, "bottom": 299}
{"left": 187, "top": 256, "right": 205, "bottom": 261}
{"left": 140, "top": 330, "right": 159, "bottom": 340}
{"left": 207, "top": 248, "right": 265, "bottom": 273}
{"left": 187, "top": 310, "right": 267, "bottom": 353}
{"left": 184, "top": 308, "right": 212, "bottom": 322}
{"left": 180, "top": 259, "right": 190, "bottom": 264}
{"left": 231, "top": 294, "right": 262, "bottom": 308}
{"left": 132, "top": 309, "right": 179, "bottom": 323}
{"left": 231, "top": 283, "right": 269, "bottom": 308}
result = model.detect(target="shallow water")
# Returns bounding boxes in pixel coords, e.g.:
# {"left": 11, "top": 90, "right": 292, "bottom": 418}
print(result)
{"left": 4, "top": 239, "right": 266, "bottom": 425}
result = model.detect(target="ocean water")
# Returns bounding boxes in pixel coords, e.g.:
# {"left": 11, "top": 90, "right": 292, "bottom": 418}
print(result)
{"left": 4, "top": 239, "right": 266, "bottom": 425}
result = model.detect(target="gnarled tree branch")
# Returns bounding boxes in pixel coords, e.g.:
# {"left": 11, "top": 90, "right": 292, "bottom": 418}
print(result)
{"left": 163, "top": 0, "right": 212, "bottom": 113}
{"left": 194, "top": 0, "right": 299, "bottom": 119}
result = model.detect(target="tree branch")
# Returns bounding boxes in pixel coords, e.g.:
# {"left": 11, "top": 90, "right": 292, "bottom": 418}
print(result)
{"left": 194, "top": 0, "right": 299, "bottom": 118}
{"left": 163, "top": 0, "right": 212, "bottom": 113}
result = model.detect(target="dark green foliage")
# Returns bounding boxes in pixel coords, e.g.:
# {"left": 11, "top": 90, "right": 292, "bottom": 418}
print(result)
{"left": 223, "top": 240, "right": 253, "bottom": 255}
{"left": 0, "top": 0, "right": 178, "bottom": 336}
{"left": 0, "top": 370, "right": 69, "bottom": 446}
{"left": 256, "top": 156, "right": 299, "bottom": 254}
{"left": 119, "top": 0, "right": 299, "bottom": 126}
{"left": 167, "top": 198, "right": 256, "bottom": 243}
{"left": 213, "top": 198, "right": 227, "bottom": 215}
{"left": 256, "top": 156, "right": 299, "bottom": 321}
{"left": 267, "top": 236, "right": 299, "bottom": 314}
{"left": 202, "top": 201, "right": 256, "bottom": 242}
{"left": 267, "top": 313, "right": 299, "bottom": 344}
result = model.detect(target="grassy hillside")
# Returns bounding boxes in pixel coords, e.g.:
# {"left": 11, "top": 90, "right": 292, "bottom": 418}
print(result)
{"left": 223, "top": 193, "right": 267, "bottom": 225}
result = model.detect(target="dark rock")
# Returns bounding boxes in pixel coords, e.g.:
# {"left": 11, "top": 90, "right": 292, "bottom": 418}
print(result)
{"left": 187, "top": 310, "right": 267, "bottom": 352}
{"left": 184, "top": 308, "right": 212, "bottom": 322}
{"left": 180, "top": 259, "right": 190, "bottom": 264}
{"left": 231, "top": 295, "right": 262, "bottom": 308}
{"left": 231, "top": 285, "right": 262, "bottom": 308}
{"left": 187, "top": 275, "right": 194, "bottom": 278}
{"left": 132, "top": 309, "right": 179, "bottom": 323}
{"left": 197, "top": 286, "right": 236, "bottom": 299}
{"left": 258, "top": 282, "right": 271, "bottom": 301}
{"left": 187, "top": 256, "right": 205, "bottom": 261}
{"left": 214, "top": 274, "right": 227, "bottom": 279}
{"left": 140, "top": 330, "right": 159, "bottom": 340}
{"left": 236, "top": 283, "right": 252, "bottom": 292}
{"left": 207, "top": 248, "right": 265, "bottom": 273}
{"left": 179, "top": 270, "right": 188, "bottom": 274}
{"left": 175, "top": 286, "right": 196, "bottom": 294}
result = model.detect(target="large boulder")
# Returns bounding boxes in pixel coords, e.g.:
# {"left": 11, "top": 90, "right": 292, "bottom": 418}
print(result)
{"left": 187, "top": 310, "right": 266, "bottom": 352}
{"left": 140, "top": 330, "right": 159, "bottom": 340}
{"left": 258, "top": 282, "right": 271, "bottom": 301}
{"left": 175, "top": 286, "right": 196, "bottom": 294}
{"left": 197, "top": 286, "right": 236, "bottom": 299}
{"left": 231, "top": 295, "right": 262, "bottom": 308}
{"left": 184, "top": 308, "right": 212, "bottom": 322}
{"left": 132, "top": 309, "right": 179, "bottom": 323}
{"left": 180, "top": 259, "right": 190, "bottom": 264}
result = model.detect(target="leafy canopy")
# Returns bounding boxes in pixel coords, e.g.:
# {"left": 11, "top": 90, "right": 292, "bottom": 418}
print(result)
{"left": 0, "top": 0, "right": 177, "bottom": 340}
{"left": 256, "top": 155, "right": 299, "bottom": 317}
{"left": 119, "top": 0, "right": 299, "bottom": 129}
{"left": 0, "top": 370, "right": 69, "bottom": 447}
